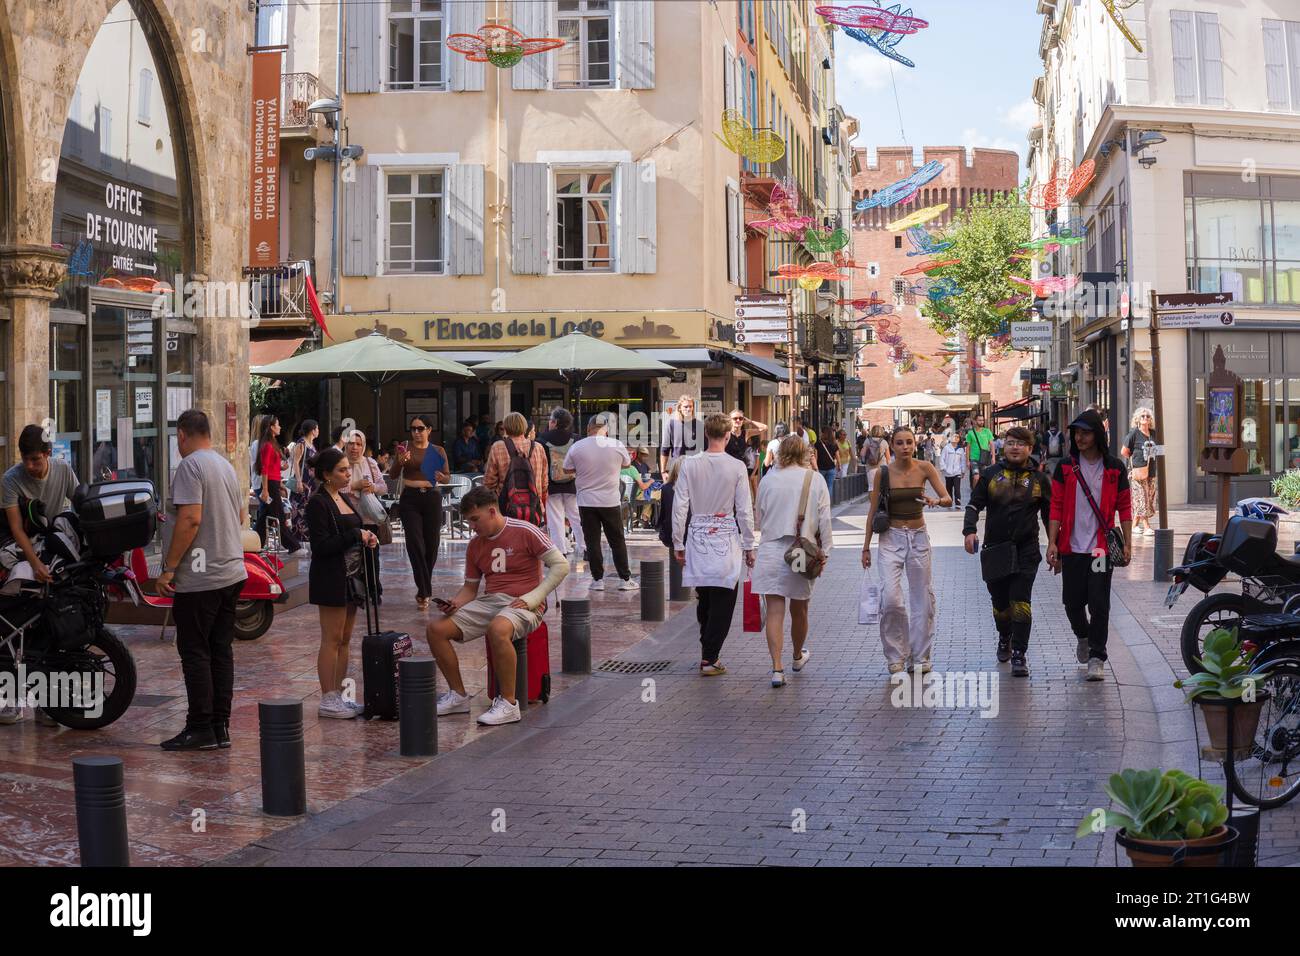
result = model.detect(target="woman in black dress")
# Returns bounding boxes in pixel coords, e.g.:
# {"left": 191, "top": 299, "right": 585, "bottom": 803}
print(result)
{"left": 306, "top": 447, "right": 379, "bottom": 720}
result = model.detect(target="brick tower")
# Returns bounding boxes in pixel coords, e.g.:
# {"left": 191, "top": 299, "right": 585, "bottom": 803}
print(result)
{"left": 850, "top": 146, "right": 1022, "bottom": 409}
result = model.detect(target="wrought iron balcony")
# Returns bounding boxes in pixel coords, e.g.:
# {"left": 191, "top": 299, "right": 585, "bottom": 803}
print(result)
{"left": 281, "top": 73, "right": 332, "bottom": 134}
{"left": 244, "top": 260, "right": 316, "bottom": 327}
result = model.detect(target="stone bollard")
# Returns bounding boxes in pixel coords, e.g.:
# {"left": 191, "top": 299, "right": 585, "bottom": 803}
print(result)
{"left": 561, "top": 598, "right": 592, "bottom": 674}
{"left": 259, "top": 699, "right": 306, "bottom": 817}
{"left": 398, "top": 657, "right": 438, "bottom": 757}
{"left": 669, "top": 553, "right": 691, "bottom": 602}
{"left": 73, "top": 756, "right": 130, "bottom": 866}
{"left": 640, "top": 559, "right": 665, "bottom": 622}
{"left": 1153, "top": 528, "right": 1175, "bottom": 582}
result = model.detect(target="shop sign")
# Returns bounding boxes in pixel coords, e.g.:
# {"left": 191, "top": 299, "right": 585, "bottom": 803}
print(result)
{"left": 328, "top": 311, "right": 721, "bottom": 349}
{"left": 1010, "top": 321, "right": 1052, "bottom": 348}
{"left": 1050, "top": 377, "right": 1066, "bottom": 397}
{"left": 823, "top": 374, "right": 845, "bottom": 394}
{"left": 701, "top": 387, "right": 724, "bottom": 415}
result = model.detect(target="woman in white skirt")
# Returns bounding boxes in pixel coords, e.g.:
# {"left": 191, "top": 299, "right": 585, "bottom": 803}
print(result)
{"left": 753, "top": 435, "right": 833, "bottom": 687}
{"left": 862, "top": 425, "right": 950, "bottom": 675}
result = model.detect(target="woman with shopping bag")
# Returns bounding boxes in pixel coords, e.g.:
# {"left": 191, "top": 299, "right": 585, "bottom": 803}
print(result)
{"left": 672, "top": 415, "right": 755, "bottom": 677}
{"left": 752, "top": 434, "right": 833, "bottom": 687}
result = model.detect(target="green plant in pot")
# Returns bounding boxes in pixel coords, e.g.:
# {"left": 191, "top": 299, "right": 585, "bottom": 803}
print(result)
{"left": 1174, "top": 627, "right": 1270, "bottom": 756}
{"left": 1075, "top": 768, "right": 1233, "bottom": 867}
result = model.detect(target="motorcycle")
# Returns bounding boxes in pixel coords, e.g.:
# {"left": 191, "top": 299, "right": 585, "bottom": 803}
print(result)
{"left": 1167, "top": 500, "right": 1300, "bottom": 673}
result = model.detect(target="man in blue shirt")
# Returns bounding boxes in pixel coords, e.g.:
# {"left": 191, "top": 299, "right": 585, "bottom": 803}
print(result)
{"left": 452, "top": 422, "right": 484, "bottom": 473}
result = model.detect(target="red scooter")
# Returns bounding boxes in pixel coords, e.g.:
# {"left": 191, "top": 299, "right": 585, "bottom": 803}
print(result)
{"left": 124, "top": 525, "right": 288, "bottom": 641}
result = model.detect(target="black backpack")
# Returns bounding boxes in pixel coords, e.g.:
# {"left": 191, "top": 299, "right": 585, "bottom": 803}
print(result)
{"left": 501, "top": 440, "right": 545, "bottom": 527}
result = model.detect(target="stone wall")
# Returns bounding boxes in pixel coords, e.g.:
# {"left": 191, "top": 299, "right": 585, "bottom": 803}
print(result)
{"left": 0, "top": 0, "right": 250, "bottom": 469}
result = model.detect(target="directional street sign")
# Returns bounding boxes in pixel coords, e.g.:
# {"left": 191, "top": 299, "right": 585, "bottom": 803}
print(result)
{"left": 1157, "top": 310, "right": 1235, "bottom": 329}
{"left": 735, "top": 330, "right": 788, "bottom": 344}
{"left": 1156, "top": 292, "right": 1235, "bottom": 310}
{"left": 734, "top": 318, "right": 789, "bottom": 332}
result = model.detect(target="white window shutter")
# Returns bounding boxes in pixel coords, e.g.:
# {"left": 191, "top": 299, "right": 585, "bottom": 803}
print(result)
{"left": 1197, "top": 13, "right": 1225, "bottom": 106}
{"left": 342, "top": 165, "right": 378, "bottom": 277}
{"left": 448, "top": 0, "right": 486, "bottom": 92}
{"left": 510, "top": 162, "right": 548, "bottom": 275}
{"left": 617, "top": 161, "right": 657, "bottom": 274}
{"left": 345, "top": 0, "right": 382, "bottom": 94}
{"left": 447, "top": 164, "right": 485, "bottom": 276}
{"left": 1264, "top": 21, "right": 1289, "bottom": 109}
{"left": 1171, "top": 10, "right": 1197, "bottom": 104}
{"left": 616, "top": 0, "right": 655, "bottom": 90}
{"left": 725, "top": 186, "right": 738, "bottom": 285}
{"left": 512, "top": 0, "right": 550, "bottom": 90}
{"left": 723, "top": 46, "right": 735, "bottom": 112}
{"left": 1289, "top": 22, "right": 1300, "bottom": 112}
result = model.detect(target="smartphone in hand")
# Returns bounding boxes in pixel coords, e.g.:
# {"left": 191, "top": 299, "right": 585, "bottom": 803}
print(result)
{"left": 434, "top": 597, "right": 454, "bottom": 613}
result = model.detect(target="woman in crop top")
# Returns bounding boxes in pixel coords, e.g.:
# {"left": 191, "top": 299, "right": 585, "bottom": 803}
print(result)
{"left": 862, "top": 425, "right": 950, "bottom": 675}
{"left": 388, "top": 414, "right": 450, "bottom": 611}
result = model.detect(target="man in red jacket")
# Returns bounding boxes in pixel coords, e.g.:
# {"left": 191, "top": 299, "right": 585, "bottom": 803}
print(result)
{"left": 1046, "top": 409, "right": 1132, "bottom": 681}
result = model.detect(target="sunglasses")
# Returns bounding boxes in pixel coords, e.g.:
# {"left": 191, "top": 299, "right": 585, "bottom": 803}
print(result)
{"left": 410, "top": 426, "right": 427, "bottom": 433}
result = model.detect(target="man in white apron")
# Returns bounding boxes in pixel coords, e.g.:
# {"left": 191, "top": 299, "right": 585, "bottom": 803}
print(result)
{"left": 672, "top": 414, "right": 756, "bottom": 674}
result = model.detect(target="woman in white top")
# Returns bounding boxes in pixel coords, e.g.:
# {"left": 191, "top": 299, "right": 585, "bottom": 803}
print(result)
{"left": 753, "top": 435, "right": 834, "bottom": 687}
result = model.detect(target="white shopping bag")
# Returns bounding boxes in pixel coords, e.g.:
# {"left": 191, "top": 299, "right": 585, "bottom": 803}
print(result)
{"left": 858, "top": 570, "right": 880, "bottom": 626}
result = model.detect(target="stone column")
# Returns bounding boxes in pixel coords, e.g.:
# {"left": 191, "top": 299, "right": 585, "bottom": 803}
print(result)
{"left": 0, "top": 245, "right": 67, "bottom": 443}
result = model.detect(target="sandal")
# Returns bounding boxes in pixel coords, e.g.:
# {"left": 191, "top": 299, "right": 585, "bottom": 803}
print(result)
{"left": 416, "top": 597, "right": 430, "bottom": 611}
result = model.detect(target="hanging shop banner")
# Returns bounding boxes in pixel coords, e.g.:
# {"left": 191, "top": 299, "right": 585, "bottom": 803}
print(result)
{"left": 248, "top": 51, "right": 282, "bottom": 266}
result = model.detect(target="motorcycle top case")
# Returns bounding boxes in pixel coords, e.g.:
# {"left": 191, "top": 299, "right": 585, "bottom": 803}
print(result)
{"left": 1217, "top": 516, "right": 1278, "bottom": 575}
{"left": 72, "top": 479, "right": 157, "bottom": 557}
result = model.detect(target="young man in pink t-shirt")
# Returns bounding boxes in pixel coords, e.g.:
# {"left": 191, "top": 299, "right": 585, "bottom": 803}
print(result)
{"left": 426, "top": 486, "right": 569, "bottom": 725}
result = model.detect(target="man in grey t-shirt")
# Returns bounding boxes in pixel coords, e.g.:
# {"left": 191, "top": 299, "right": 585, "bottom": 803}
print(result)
{"left": 157, "top": 409, "right": 248, "bottom": 752}
{"left": 1, "top": 424, "right": 80, "bottom": 583}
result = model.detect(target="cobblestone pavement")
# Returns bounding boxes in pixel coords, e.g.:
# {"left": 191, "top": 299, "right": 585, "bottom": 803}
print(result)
{"left": 225, "top": 499, "right": 1176, "bottom": 867}
{"left": 0, "top": 525, "right": 678, "bottom": 866}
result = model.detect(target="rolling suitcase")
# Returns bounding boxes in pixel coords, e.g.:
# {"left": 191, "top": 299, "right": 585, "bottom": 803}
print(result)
{"left": 360, "top": 548, "right": 412, "bottom": 720}
{"left": 486, "top": 622, "right": 551, "bottom": 704}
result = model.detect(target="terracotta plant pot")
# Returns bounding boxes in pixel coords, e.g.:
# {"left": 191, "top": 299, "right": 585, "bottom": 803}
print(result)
{"left": 1195, "top": 693, "right": 1268, "bottom": 757}
{"left": 1117, "top": 826, "right": 1235, "bottom": 868}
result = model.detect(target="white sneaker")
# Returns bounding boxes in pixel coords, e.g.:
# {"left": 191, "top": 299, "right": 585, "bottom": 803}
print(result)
{"left": 318, "top": 692, "right": 358, "bottom": 720}
{"left": 436, "top": 690, "right": 471, "bottom": 716}
{"left": 0, "top": 704, "right": 25, "bottom": 724}
{"left": 589, "top": 579, "right": 606, "bottom": 591}
{"left": 1086, "top": 658, "right": 1106, "bottom": 681}
{"left": 792, "top": 649, "right": 811, "bottom": 672}
{"left": 341, "top": 697, "right": 366, "bottom": 716}
{"left": 770, "top": 670, "right": 786, "bottom": 687}
{"left": 618, "top": 578, "right": 640, "bottom": 591}
{"left": 476, "top": 695, "right": 521, "bottom": 726}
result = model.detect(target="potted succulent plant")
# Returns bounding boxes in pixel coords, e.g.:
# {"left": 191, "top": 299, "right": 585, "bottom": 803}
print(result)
{"left": 1174, "top": 627, "right": 1270, "bottom": 755}
{"left": 1075, "top": 768, "right": 1234, "bottom": 867}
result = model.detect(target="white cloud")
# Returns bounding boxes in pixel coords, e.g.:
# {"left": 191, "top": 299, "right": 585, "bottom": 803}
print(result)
{"left": 1001, "top": 98, "right": 1039, "bottom": 131}
{"left": 961, "top": 127, "right": 1024, "bottom": 155}
{"left": 839, "top": 44, "right": 899, "bottom": 93}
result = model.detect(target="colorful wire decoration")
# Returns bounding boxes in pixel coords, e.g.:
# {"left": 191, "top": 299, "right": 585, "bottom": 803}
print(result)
{"left": 1051, "top": 217, "right": 1088, "bottom": 239}
{"left": 905, "top": 225, "right": 953, "bottom": 256}
{"left": 1101, "top": 0, "right": 1143, "bottom": 52}
{"left": 445, "top": 23, "right": 564, "bottom": 68}
{"left": 888, "top": 203, "right": 948, "bottom": 231}
{"left": 1010, "top": 274, "right": 1081, "bottom": 298}
{"left": 855, "top": 160, "right": 946, "bottom": 211}
{"left": 837, "top": 294, "right": 889, "bottom": 309}
{"left": 815, "top": 5, "right": 928, "bottom": 33}
{"left": 715, "top": 109, "right": 787, "bottom": 163}
{"left": 900, "top": 258, "right": 960, "bottom": 276}
{"left": 776, "top": 262, "right": 850, "bottom": 291}
{"left": 752, "top": 180, "right": 816, "bottom": 234}
{"left": 835, "top": 5, "right": 930, "bottom": 69}
{"left": 803, "top": 227, "right": 851, "bottom": 255}
{"left": 1028, "top": 159, "right": 1097, "bottom": 209}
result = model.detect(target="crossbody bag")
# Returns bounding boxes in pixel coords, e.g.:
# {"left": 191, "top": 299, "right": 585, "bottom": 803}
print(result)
{"left": 1075, "top": 461, "right": 1128, "bottom": 568}
{"left": 783, "top": 471, "right": 826, "bottom": 580}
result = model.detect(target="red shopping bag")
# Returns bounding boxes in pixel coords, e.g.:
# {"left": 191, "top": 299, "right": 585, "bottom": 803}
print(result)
{"left": 742, "top": 575, "right": 765, "bottom": 633}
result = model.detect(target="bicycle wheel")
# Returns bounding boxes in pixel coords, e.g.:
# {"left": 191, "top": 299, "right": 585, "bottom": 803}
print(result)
{"left": 1224, "top": 661, "right": 1300, "bottom": 808}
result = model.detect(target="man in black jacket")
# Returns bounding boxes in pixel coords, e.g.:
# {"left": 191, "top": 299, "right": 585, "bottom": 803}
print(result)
{"left": 962, "top": 425, "right": 1051, "bottom": 677}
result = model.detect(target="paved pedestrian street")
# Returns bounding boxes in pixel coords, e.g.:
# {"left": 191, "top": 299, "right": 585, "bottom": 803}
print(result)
{"left": 222, "top": 499, "right": 1207, "bottom": 868}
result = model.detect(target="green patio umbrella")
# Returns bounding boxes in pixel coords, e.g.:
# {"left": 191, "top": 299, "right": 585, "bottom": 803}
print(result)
{"left": 252, "top": 328, "right": 474, "bottom": 446}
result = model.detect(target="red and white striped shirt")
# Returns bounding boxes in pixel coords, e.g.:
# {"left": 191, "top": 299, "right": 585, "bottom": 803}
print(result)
{"left": 465, "top": 517, "right": 555, "bottom": 598}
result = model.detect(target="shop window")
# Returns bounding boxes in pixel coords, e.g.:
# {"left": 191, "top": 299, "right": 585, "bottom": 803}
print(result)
{"left": 1185, "top": 196, "right": 1269, "bottom": 304}
{"left": 554, "top": 169, "right": 612, "bottom": 272}
{"left": 555, "top": 0, "right": 611, "bottom": 89}
{"left": 385, "top": 170, "right": 444, "bottom": 273}
{"left": 388, "top": 0, "right": 444, "bottom": 91}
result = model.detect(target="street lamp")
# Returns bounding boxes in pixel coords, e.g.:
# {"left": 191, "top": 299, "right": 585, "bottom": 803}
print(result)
{"left": 302, "top": 97, "right": 362, "bottom": 313}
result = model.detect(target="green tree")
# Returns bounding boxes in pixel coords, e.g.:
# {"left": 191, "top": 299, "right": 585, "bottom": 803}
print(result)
{"left": 918, "top": 192, "right": 1032, "bottom": 343}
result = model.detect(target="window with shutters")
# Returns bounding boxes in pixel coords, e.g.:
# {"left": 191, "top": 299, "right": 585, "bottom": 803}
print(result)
{"left": 385, "top": 171, "right": 445, "bottom": 273}
{"left": 555, "top": 0, "right": 611, "bottom": 89}
{"left": 554, "top": 169, "right": 613, "bottom": 272}
{"left": 1170, "top": 10, "right": 1223, "bottom": 106}
{"left": 1263, "top": 20, "right": 1300, "bottom": 111}
{"left": 387, "top": 1, "right": 444, "bottom": 91}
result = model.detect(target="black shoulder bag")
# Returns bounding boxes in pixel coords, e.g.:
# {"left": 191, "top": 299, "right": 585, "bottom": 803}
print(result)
{"left": 871, "top": 466, "right": 892, "bottom": 535}
{"left": 1075, "top": 461, "right": 1128, "bottom": 568}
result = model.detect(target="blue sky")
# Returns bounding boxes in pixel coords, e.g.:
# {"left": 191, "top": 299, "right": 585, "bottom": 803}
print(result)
{"left": 833, "top": 2, "right": 1043, "bottom": 178}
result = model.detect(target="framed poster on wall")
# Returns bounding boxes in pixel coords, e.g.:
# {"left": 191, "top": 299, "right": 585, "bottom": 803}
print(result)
{"left": 404, "top": 389, "right": 440, "bottom": 431}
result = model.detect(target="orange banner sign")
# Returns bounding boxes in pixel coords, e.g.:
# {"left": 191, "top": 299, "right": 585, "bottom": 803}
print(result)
{"left": 248, "top": 51, "right": 281, "bottom": 266}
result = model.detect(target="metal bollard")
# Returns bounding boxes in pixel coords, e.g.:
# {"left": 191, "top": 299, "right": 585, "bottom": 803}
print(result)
{"left": 1153, "top": 527, "right": 1175, "bottom": 582}
{"left": 640, "top": 559, "right": 665, "bottom": 622}
{"left": 669, "top": 553, "right": 691, "bottom": 602}
{"left": 561, "top": 598, "right": 592, "bottom": 674}
{"left": 398, "top": 657, "right": 438, "bottom": 757}
{"left": 73, "top": 756, "right": 129, "bottom": 866}
{"left": 514, "top": 635, "right": 528, "bottom": 713}
{"left": 259, "top": 699, "right": 306, "bottom": 817}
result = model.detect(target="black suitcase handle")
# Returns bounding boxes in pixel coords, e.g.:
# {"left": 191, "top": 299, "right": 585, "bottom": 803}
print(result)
{"left": 361, "top": 544, "right": 381, "bottom": 637}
